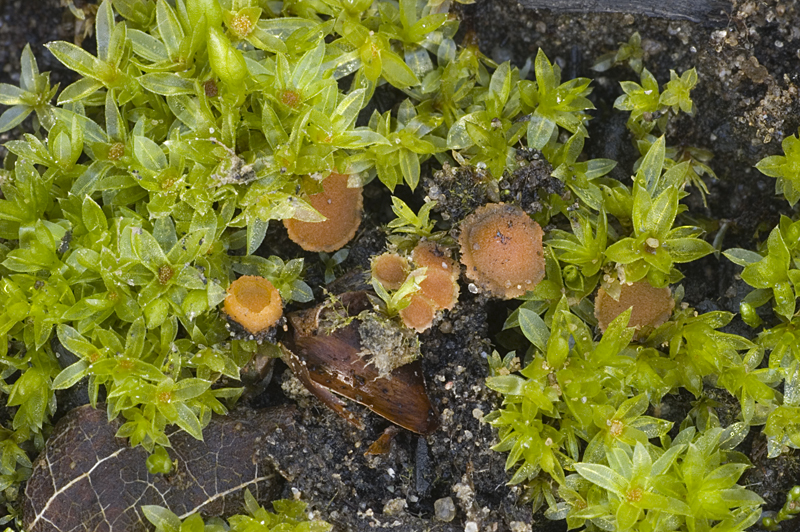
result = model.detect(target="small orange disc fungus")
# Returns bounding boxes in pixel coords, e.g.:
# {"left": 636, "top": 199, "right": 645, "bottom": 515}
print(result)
{"left": 396, "top": 241, "right": 461, "bottom": 332}
{"left": 399, "top": 294, "right": 437, "bottom": 333}
{"left": 594, "top": 280, "right": 674, "bottom": 337}
{"left": 412, "top": 242, "right": 459, "bottom": 311}
{"left": 224, "top": 275, "right": 283, "bottom": 334}
{"left": 284, "top": 172, "right": 363, "bottom": 252}
{"left": 371, "top": 253, "right": 410, "bottom": 290}
{"left": 459, "top": 203, "right": 545, "bottom": 299}
{"left": 418, "top": 268, "right": 460, "bottom": 311}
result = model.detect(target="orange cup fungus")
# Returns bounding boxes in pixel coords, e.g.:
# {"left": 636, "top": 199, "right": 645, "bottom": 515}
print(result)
{"left": 412, "top": 242, "right": 459, "bottom": 311}
{"left": 224, "top": 275, "right": 283, "bottom": 335}
{"left": 399, "top": 242, "right": 460, "bottom": 333}
{"left": 594, "top": 280, "right": 674, "bottom": 338}
{"left": 371, "top": 253, "right": 410, "bottom": 291}
{"left": 459, "top": 203, "right": 545, "bottom": 299}
{"left": 398, "top": 294, "right": 437, "bottom": 333}
{"left": 284, "top": 172, "right": 363, "bottom": 252}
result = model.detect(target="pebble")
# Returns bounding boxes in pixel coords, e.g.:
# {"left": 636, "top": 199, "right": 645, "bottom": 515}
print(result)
{"left": 382, "top": 498, "right": 407, "bottom": 516}
{"left": 434, "top": 497, "right": 456, "bottom": 522}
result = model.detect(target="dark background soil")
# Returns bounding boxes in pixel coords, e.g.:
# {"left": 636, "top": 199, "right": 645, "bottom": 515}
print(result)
{"left": 2, "top": 0, "right": 800, "bottom": 531}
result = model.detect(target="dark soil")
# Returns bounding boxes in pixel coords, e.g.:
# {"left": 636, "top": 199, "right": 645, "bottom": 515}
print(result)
{"left": 3, "top": 1, "right": 800, "bottom": 531}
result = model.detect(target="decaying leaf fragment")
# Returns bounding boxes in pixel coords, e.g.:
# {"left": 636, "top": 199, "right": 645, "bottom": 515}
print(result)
{"left": 280, "top": 291, "right": 440, "bottom": 435}
{"left": 23, "top": 405, "right": 296, "bottom": 532}
{"left": 365, "top": 426, "right": 401, "bottom": 456}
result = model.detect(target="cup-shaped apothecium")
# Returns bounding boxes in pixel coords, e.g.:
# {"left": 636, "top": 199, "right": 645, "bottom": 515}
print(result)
{"left": 224, "top": 275, "right": 283, "bottom": 334}
{"left": 284, "top": 172, "right": 363, "bottom": 252}
{"left": 459, "top": 203, "right": 546, "bottom": 299}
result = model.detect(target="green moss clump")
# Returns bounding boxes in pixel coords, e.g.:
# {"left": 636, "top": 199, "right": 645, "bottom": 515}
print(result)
{"left": 143, "top": 489, "right": 331, "bottom": 532}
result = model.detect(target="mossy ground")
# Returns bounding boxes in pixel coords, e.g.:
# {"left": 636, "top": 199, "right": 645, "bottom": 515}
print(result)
{"left": 2, "top": 1, "right": 800, "bottom": 530}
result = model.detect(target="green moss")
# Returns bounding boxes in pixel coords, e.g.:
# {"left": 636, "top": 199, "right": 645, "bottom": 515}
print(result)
{"left": 143, "top": 489, "right": 331, "bottom": 532}
{"left": 762, "top": 485, "right": 800, "bottom": 530}
{"left": 756, "top": 132, "right": 800, "bottom": 206}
